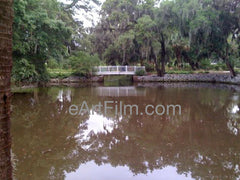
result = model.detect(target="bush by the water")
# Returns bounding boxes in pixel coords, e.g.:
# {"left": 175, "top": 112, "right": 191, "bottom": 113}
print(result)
{"left": 200, "top": 58, "right": 229, "bottom": 71}
{"left": 70, "top": 51, "right": 100, "bottom": 77}
{"left": 135, "top": 69, "right": 146, "bottom": 76}
{"left": 47, "top": 58, "right": 59, "bottom": 69}
{"left": 144, "top": 62, "right": 155, "bottom": 72}
{"left": 48, "top": 69, "right": 73, "bottom": 79}
{"left": 211, "top": 63, "right": 228, "bottom": 71}
{"left": 12, "top": 58, "right": 39, "bottom": 82}
{"left": 200, "top": 59, "right": 211, "bottom": 70}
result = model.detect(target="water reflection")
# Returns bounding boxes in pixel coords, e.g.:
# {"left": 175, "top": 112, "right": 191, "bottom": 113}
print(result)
{"left": 65, "top": 161, "right": 192, "bottom": 180}
{"left": 11, "top": 84, "right": 240, "bottom": 179}
{"left": 227, "top": 93, "right": 240, "bottom": 136}
{"left": 94, "top": 86, "right": 146, "bottom": 96}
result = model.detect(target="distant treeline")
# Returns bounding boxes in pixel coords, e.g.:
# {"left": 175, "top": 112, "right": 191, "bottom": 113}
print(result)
{"left": 13, "top": 0, "right": 240, "bottom": 82}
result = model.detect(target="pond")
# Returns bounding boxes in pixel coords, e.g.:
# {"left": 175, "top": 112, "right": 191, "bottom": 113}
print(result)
{"left": 11, "top": 83, "right": 240, "bottom": 180}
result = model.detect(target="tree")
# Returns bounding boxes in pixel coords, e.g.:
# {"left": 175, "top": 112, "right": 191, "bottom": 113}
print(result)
{"left": 212, "top": 0, "right": 240, "bottom": 77}
{"left": 152, "top": 0, "right": 177, "bottom": 76}
{"left": 135, "top": 15, "right": 156, "bottom": 65}
{"left": 13, "top": 0, "right": 73, "bottom": 81}
{"left": 69, "top": 51, "right": 100, "bottom": 77}
{"left": 116, "top": 30, "right": 135, "bottom": 65}
{"left": 0, "top": 0, "right": 13, "bottom": 179}
{"left": 174, "top": 0, "right": 240, "bottom": 76}
{"left": 93, "top": 0, "right": 139, "bottom": 64}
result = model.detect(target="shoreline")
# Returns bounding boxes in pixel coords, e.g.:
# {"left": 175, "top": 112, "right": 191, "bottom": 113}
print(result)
{"left": 133, "top": 73, "right": 240, "bottom": 85}
{"left": 49, "top": 73, "right": 240, "bottom": 85}
{"left": 12, "top": 73, "right": 240, "bottom": 91}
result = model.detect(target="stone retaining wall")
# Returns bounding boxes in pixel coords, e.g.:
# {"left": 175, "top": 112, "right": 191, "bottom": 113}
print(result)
{"left": 48, "top": 76, "right": 104, "bottom": 85}
{"left": 133, "top": 74, "right": 240, "bottom": 85}
{"left": 42, "top": 74, "right": 240, "bottom": 86}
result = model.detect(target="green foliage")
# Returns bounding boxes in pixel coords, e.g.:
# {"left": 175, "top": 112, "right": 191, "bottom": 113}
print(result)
{"left": 12, "top": 58, "right": 38, "bottom": 82}
{"left": 33, "top": 58, "right": 50, "bottom": 82}
{"left": 48, "top": 69, "right": 73, "bottom": 79}
{"left": 12, "top": 0, "right": 240, "bottom": 80}
{"left": 210, "top": 63, "right": 228, "bottom": 71}
{"left": 135, "top": 69, "right": 146, "bottom": 76}
{"left": 13, "top": 0, "right": 72, "bottom": 59}
{"left": 70, "top": 52, "right": 100, "bottom": 77}
{"left": 115, "top": 30, "right": 135, "bottom": 64}
{"left": 200, "top": 59, "right": 211, "bottom": 70}
{"left": 235, "top": 61, "right": 240, "bottom": 69}
{"left": 47, "top": 58, "right": 59, "bottom": 69}
{"left": 103, "top": 44, "right": 121, "bottom": 65}
{"left": 62, "top": 59, "right": 71, "bottom": 70}
{"left": 144, "top": 62, "right": 155, "bottom": 72}
{"left": 199, "top": 59, "right": 229, "bottom": 71}
{"left": 135, "top": 15, "right": 156, "bottom": 45}
{"left": 167, "top": 70, "right": 193, "bottom": 74}
{"left": 13, "top": 0, "right": 74, "bottom": 82}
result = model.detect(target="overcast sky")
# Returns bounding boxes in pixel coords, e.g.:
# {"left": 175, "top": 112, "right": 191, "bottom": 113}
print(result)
{"left": 59, "top": 0, "right": 105, "bottom": 27}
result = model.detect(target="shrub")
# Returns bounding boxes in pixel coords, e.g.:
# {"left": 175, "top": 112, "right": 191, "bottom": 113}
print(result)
{"left": 200, "top": 59, "right": 211, "bottom": 70}
{"left": 208, "top": 63, "right": 228, "bottom": 71}
{"left": 234, "top": 59, "right": 240, "bottom": 68}
{"left": 212, "top": 64, "right": 220, "bottom": 71}
{"left": 62, "top": 59, "right": 71, "bottom": 69}
{"left": 47, "top": 69, "right": 73, "bottom": 79}
{"left": 33, "top": 60, "right": 49, "bottom": 82}
{"left": 167, "top": 70, "right": 193, "bottom": 74}
{"left": 69, "top": 51, "right": 100, "bottom": 77}
{"left": 144, "top": 62, "right": 155, "bottom": 72}
{"left": 167, "top": 61, "right": 175, "bottom": 68}
{"left": 47, "top": 58, "right": 59, "bottom": 69}
{"left": 135, "top": 69, "right": 146, "bottom": 76}
{"left": 219, "top": 63, "right": 228, "bottom": 71}
{"left": 12, "top": 58, "right": 39, "bottom": 82}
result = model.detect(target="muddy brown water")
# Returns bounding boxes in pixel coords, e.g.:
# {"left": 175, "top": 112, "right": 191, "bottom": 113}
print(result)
{"left": 11, "top": 83, "right": 240, "bottom": 180}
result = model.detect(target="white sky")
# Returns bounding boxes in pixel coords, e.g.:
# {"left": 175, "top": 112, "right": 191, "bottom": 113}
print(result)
{"left": 58, "top": 0, "right": 105, "bottom": 27}
{"left": 58, "top": 0, "right": 166, "bottom": 27}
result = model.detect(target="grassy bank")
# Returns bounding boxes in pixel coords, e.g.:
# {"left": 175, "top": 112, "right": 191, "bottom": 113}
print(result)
{"left": 47, "top": 68, "right": 73, "bottom": 79}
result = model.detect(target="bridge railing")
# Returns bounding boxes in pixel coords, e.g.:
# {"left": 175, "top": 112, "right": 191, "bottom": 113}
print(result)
{"left": 94, "top": 66, "right": 145, "bottom": 75}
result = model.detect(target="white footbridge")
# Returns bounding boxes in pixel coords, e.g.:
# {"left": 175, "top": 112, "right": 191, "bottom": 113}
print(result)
{"left": 94, "top": 66, "right": 145, "bottom": 75}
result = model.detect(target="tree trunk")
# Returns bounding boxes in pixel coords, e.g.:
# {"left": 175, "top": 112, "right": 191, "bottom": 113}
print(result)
{"left": 153, "top": 54, "right": 162, "bottom": 76}
{"left": 0, "top": 0, "right": 13, "bottom": 179}
{"left": 223, "top": 45, "right": 236, "bottom": 77}
{"left": 160, "top": 33, "right": 166, "bottom": 76}
{"left": 174, "top": 46, "right": 182, "bottom": 69}
{"left": 122, "top": 48, "right": 126, "bottom": 65}
{"left": 150, "top": 44, "right": 162, "bottom": 76}
{"left": 182, "top": 51, "right": 197, "bottom": 70}
{"left": 226, "top": 59, "right": 236, "bottom": 77}
{"left": 140, "top": 58, "right": 143, "bottom": 66}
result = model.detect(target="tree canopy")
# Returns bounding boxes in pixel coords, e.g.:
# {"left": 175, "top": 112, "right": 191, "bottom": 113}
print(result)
{"left": 92, "top": 0, "right": 240, "bottom": 76}
{"left": 12, "top": 0, "right": 240, "bottom": 81}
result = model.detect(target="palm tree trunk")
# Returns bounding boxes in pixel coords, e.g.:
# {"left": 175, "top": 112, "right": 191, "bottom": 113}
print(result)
{"left": 0, "top": 0, "right": 13, "bottom": 179}
{"left": 160, "top": 33, "right": 166, "bottom": 76}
